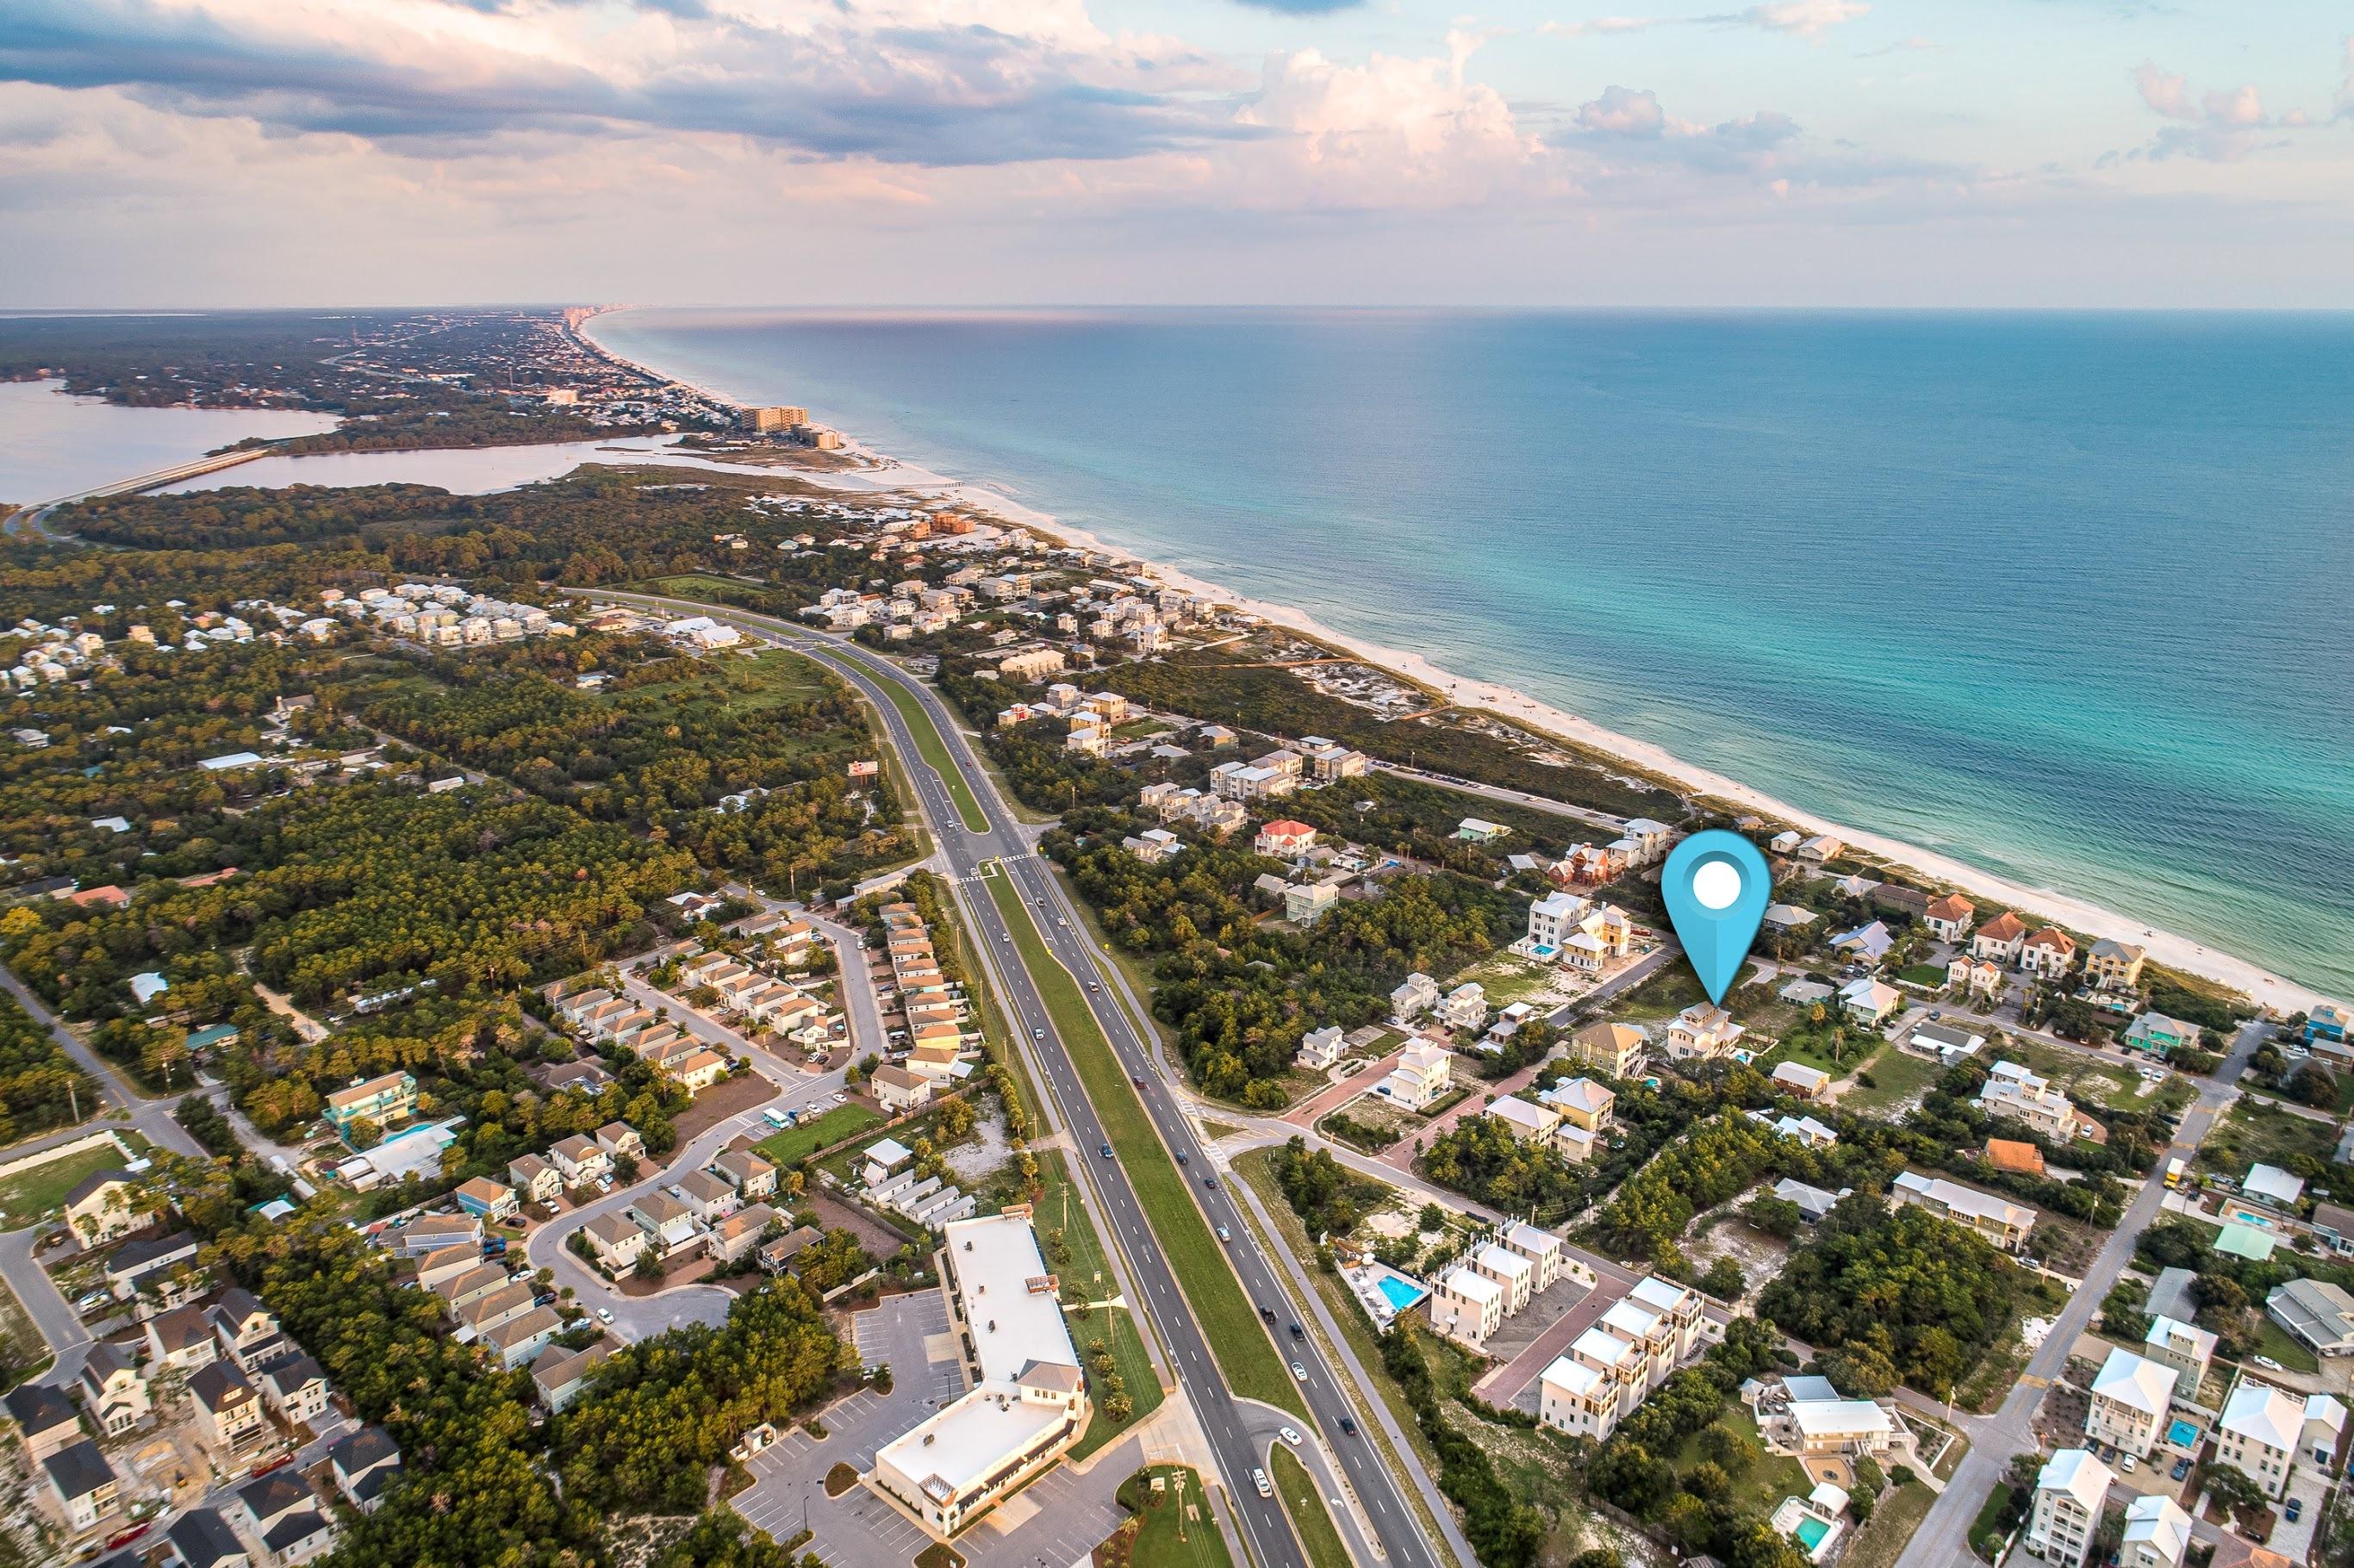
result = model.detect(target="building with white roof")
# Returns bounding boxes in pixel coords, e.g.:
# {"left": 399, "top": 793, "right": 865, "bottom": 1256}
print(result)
{"left": 2085, "top": 1347, "right": 2176, "bottom": 1458}
{"left": 1379, "top": 1044, "right": 1452, "bottom": 1111}
{"left": 1469, "top": 1243, "right": 1535, "bottom": 1314}
{"left": 1537, "top": 1354, "right": 1616, "bottom": 1440}
{"left": 2268, "top": 1277, "right": 2354, "bottom": 1358}
{"left": 2214, "top": 1376, "right": 2306, "bottom": 1499}
{"left": 1977, "top": 1060, "right": 2092, "bottom": 1142}
{"left": 869, "top": 1210, "right": 1087, "bottom": 1536}
{"left": 1429, "top": 1266, "right": 1504, "bottom": 1349}
{"left": 1627, "top": 1275, "right": 1709, "bottom": 1363}
{"left": 1787, "top": 1397, "right": 1896, "bottom": 1457}
{"left": 1498, "top": 1223, "right": 1564, "bottom": 1292}
{"left": 2142, "top": 1315, "right": 2218, "bottom": 1398}
{"left": 1483, "top": 1095, "right": 1559, "bottom": 1150}
{"left": 2026, "top": 1448, "right": 2114, "bottom": 1567}
{"left": 1891, "top": 1170, "right": 2038, "bottom": 1253}
{"left": 2243, "top": 1162, "right": 2307, "bottom": 1209}
{"left": 2303, "top": 1391, "right": 2347, "bottom": 1467}
{"left": 2120, "top": 1494, "right": 2191, "bottom": 1568}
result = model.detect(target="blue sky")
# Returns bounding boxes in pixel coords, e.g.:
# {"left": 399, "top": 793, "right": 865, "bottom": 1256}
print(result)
{"left": 0, "top": 0, "right": 2347, "bottom": 306}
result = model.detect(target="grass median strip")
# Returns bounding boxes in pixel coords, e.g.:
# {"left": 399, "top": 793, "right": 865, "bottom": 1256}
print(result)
{"left": 1268, "top": 1447, "right": 1353, "bottom": 1568}
{"left": 873, "top": 673, "right": 990, "bottom": 832}
{"left": 985, "top": 869, "right": 1307, "bottom": 1421}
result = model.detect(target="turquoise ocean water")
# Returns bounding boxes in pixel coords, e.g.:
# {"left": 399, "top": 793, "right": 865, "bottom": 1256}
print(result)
{"left": 591, "top": 308, "right": 2354, "bottom": 997}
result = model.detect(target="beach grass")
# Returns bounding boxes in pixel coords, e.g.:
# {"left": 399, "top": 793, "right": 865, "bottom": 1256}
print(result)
{"left": 984, "top": 869, "right": 1306, "bottom": 1419}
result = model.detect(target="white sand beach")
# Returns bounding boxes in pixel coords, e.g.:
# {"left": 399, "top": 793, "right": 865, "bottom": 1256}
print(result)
{"left": 580, "top": 314, "right": 2332, "bottom": 1019}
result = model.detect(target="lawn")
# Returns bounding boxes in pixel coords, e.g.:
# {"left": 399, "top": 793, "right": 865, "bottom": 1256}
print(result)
{"left": 1230, "top": 1148, "right": 1460, "bottom": 1553}
{"left": 0, "top": 1141, "right": 134, "bottom": 1227}
{"left": 1071, "top": 1306, "right": 1166, "bottom": 1461}
{"left": 1667, "top": 1405, "right": 1809, "bottom": 1521}
{"left": 751, "top": 1103, "right": 883, "bottom": 1168}
{"left": 876, "top": 676, "right": 988, "bottom": 832}
{"left": 1268, "top": 1447, "right": 1351, "bottom": 1568}
{"left": 1032, "top": 1148, "right": 1169, "bottom": 1461}
{"left": 1967, "top": 1482, "right": 2018, "bottom": 1559}
{"left": 1105, "top": 1466, "right": 1235, "bottom": 1568}
{"left": 1897, "top": 964, "right": 1952, "bottom": 987}
{"left": 1844, "top": 1481, "right": 1937, "bottom": 1568}
{"left": 1837, "top": 1047, "right": 1944, "bottom": 1114}
{"left": 2245, "top": 1317, "right": 2322, "bottom": 1374}
{"left": 984, "top": 871, "right": 1307, "bottom": 1420}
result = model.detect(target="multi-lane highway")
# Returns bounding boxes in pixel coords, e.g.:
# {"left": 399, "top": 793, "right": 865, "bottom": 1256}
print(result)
{"left": 573, "top": 589, "right": 1448, "bottom": 1568}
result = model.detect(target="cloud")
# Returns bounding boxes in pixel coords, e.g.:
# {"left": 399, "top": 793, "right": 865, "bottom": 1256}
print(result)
{"left": 1856, "top": 35, "right": 1946, "bottom": 59}
{"left": 1229, "top": 30, "right": 1555, "bottom": 206}
{"left": 1741, "top": 1, "right": 1871, "bottom": 39}
{"left": 1230, "top": 0, "right": 1365, "bottom": 11}
{"left": 1576, "top": 84, "right": 1667, "bottom": 137}
{"left": 0, "top": 0, "right": 1252, "bottom": 168}
{"left": 2115, "top": 57, "right": 2321, "bottom": 162}
{"left": 1542, "top": 2, "right": 1868, "bottom": 42}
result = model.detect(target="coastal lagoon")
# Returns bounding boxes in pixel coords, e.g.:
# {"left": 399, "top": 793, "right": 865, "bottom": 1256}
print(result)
{"left": 593, "top": 308, "right": 2354, "bottom": 996}
{"left": 0, "top": 378, "right": 337, "bottom": 504}
{"left": 154, "top": 436, "right": 688, "bottom": 495}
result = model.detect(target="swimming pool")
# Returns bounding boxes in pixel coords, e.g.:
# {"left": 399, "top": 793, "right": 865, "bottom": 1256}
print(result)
{"left": 1377, "top": 1275, "right": 1428, "bottom": 1312}
{"left": 1794, "top": 1517, "right": 1832, "bottom": 1552}
{"left": 2168, "top": 1418, "right": 2200, "bottom": 1448}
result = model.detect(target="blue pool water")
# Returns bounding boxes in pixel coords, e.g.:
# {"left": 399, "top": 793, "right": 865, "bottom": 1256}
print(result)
{"left": 1377, "top": 1275, "right": 1427, "bottom": 1312}
{"left": 1795, "top": 1516, "right": 1832, "bottom": 1552}
{"left": 2168, "top": 1419, "right": 2199, "bottom": 1447}
{"left": 593, "top": 307, "right": 2354, "bottom": 996}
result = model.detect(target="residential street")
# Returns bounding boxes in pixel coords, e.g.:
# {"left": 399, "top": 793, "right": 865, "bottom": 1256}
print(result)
{"left": 1903, "top": 1017, "right": 2270, "bottom": 1567}
{"left": 0, "top": 965, "right": 206, "bottom": 1160}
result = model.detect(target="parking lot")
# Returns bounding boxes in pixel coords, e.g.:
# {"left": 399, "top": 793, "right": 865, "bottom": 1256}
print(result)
{"left": 733, "top": 1288, "right": 1142, "bottom": 1568}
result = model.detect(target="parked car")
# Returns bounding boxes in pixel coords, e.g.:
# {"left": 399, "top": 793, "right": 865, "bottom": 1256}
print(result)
{"left": 2170, "top": 1458, "right": 2191, "bottom": 1482}
{"left": 2289, "top": 1498, "right": 2304, "bottom": 1522}
{"left": 2255, "top": 1354, "right": 2285, "bottom": 1371}
{"left": 595, "top": 1307, "right": 614, "bottom": 1324}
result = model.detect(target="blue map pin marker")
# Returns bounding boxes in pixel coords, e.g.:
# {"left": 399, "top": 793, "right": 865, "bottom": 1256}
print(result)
{"left": 1661, "top": 829, "right": 1772, "bottom": 1005}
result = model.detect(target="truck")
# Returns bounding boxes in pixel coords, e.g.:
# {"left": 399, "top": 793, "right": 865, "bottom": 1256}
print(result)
{"left": 2164, "top": 1156, "right": 2188, "bottom": 1189}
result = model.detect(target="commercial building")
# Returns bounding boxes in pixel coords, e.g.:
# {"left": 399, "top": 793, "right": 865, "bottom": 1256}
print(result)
{"left": 869, "top": 1210, "right": 1087, "bottom": 1537}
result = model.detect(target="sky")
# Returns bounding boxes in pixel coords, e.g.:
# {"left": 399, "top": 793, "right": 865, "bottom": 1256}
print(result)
{"left": 0, "top": 0, "right": 2350, "bottom": 308}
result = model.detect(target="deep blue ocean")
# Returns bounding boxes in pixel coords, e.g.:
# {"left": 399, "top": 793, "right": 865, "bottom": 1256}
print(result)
{"left": 592, "top": 308, "right": 2354, "bottom": 998}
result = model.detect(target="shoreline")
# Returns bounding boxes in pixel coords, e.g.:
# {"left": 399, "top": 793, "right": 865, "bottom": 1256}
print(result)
{"left": 579, "top": 310, "right": 2332, "bottom": 1018}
